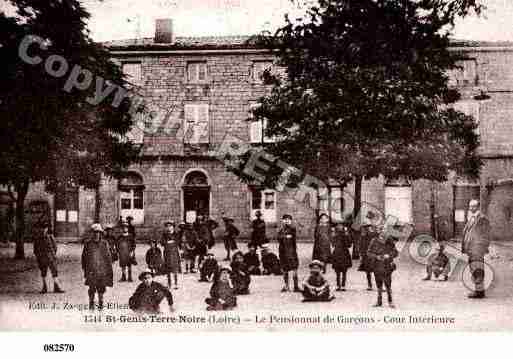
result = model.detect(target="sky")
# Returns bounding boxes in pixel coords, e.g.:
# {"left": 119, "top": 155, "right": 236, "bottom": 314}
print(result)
{"left": 2, "top": 0, "right": 513, "bottom": 42}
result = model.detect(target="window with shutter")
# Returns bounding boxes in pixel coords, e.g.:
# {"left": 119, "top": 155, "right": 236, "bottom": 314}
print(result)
{"left": 122, "top": 62, "right": 142, "bottom": 85}
{"left": 187, "top": 62, "right": 208, "bottom": 82}
{"left": 249, "top": 102, "right": 276, "bottom": 143}
{"left": 250, "top": 188, "right": 277, "bottom": 223}
{"left": 184, "top": 104, "right": 209, "bottom": 144}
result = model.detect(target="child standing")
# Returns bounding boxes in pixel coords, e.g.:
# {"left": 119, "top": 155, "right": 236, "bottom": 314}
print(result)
{"left": 145, "top": 239, "right": 163, "bottom": 276}
{"left": 161, "top": 221, "right": 182, "bottom": 288}
{"left": 205, "top": 266, "right": 237, "bottom": 311}
{"left": 367, "top": 233, "right": 399, "bottom": 308}
{"left": 182, "top": 222, "right": 198, "bottom": 273}
{"left": 312, "top": 213, "right": 332, "bottom": 273}
{"left": 117, "top": 221, "right": 136, "bottom": 282}
{"left": 331, "top": 222, "right": 353, "bottom": 291}
{"left": 302, "top": 260, "right": 335, "bottom": 302}
{"left": 358, "top": 224, "right": 376, "bottom": 291}
{"left": 278, "top": 214, "right": 300, "bottom": 292}
{"left": 222, "top": 217, "right": 239, "bottom": 261}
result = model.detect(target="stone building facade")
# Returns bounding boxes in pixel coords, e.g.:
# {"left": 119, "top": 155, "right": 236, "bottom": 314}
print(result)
{"left": 18, "top": 23, "right": 513, "bottom": 242}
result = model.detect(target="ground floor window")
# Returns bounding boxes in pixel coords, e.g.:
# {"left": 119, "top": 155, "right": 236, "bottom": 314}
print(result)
{"left": 119, "top": 172, "right": 144, "bottom": 224}
{"left": 250, "top": 187, "right": 276, "bottom": 223}
{"left": 384, "top": 179, "right": 413, "bottom": 224}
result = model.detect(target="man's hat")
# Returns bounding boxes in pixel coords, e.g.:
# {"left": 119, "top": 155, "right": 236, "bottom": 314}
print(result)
{"left": 309, "top": 260, "right": 324, "bottom": 269}
{"left": 255, "top": 210, "right": 262, "bottom": 217}
{"left": 126, "top": 216, "right": 134, "bottom": 221}
{"left": 469, "top": 199, "right": 479, "bottom": 207}
{"left": 138, "top": 269, "right": 154, "bottom": 281}
{"left": 219, "top": 265, "right": 232, "bottom": 274}
{"left": 282, "top": 214, "right": 292, "bottom": 220}
{"left": 91, "top": 223, "right": 103, "bottom": 232}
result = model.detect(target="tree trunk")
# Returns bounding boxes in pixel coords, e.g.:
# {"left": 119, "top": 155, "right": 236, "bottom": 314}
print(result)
{"left": 430, "top": 181, "right": 437, "bottom": 240}
{"left": 94, "top": 185, "right": 101, "bottom": 223}
{"left": 353, "top": 175, "right": 363, "bottom": 224}
{"left": 14, "top": 180, "right": 29, "bottom": 260}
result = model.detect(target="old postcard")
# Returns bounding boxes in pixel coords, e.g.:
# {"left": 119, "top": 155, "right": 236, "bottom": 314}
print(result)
{"left": 1, "top": 0, "right": 513, "bottom": 335}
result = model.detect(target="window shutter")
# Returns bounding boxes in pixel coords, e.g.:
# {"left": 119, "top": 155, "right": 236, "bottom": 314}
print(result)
{"left": 184, "top": 104, "right": 209, "bottom": 143}
{"left": 198, "top": 63, "right": 207, "bottom": 81}
{"left": 184, "top": 104, "right": 196, "bottom": 143}
{"left": 197, "top": 104, "right": 209, "bottom": 143}
{"left": 123, "top": 63, "right": 142, "bottom": 84}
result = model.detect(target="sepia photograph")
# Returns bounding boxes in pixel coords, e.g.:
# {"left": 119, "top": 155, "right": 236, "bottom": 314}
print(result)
{"left": 1, "top": 0, "right": 513, "bottom": 340}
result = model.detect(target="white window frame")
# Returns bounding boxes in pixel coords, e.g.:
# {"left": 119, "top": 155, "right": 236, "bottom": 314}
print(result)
{"left": 318, "top": 186, "right": 344, "bottom": 222}
{"left": 122, "top": 62, "right": 142, "bottom": 86}
{"left": 250, "top": 188, "right": 277, "bottom": 223}
{"left": 119, "top": 187, "right": 144, "bottom": 225}
{"left": 184, "top": 103, "right": 210, "bottom": 144}
{"left": 187, "top": 61, "right": 208, "bottom": 83}
{"left": 248, "top": 102, "right": 275, "bottom": 143}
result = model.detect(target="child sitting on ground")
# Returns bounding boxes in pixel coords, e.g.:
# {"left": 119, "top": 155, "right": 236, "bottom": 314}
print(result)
{"left": 423, "top": 243, "right": 451, "bottom": 281}
{"left": 243, "top": 243, "right": 261, "bottom": 275}
{"left": 205, "top": 266, "right": 237, "bottom": 311}
{"left": 199, "top": 253, "right": 219, "bottom": 282}
{"left": 302, "top": 260, "right": 335, "bottom": 302}
{"left": 230, "top": 251, "right": 251, "bottom": 295}
{"left": 261, "top": 244, "right": 282, "bottom": 275}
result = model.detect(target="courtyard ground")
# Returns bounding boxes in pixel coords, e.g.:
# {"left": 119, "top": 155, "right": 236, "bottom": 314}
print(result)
{"left": 1, "top": 239, "right": 513, "bottom": 331}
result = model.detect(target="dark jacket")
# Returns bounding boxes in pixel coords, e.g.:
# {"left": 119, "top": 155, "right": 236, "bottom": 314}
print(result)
{"left": 262, "top": 251, "right": 281, "bottom": 275}
{"left": 358, "top": 229, "right": 377, "bottom": 272}
{"left": 104, "top": 233, "right": 118, "bottom": 262}
{"left": 129, "top": 281, "right": 173, "bottom": 313}
{"left": 182, "top": 225, "right": 199, "bottom": 259}
{"left": 223, "top": 220, "right": 239, "bottom": 250}
{"left": 209, "top": 279, "right": 237, "bottom": 308}
{"left": 250, "top": 218, "right": 267, "bottom": 246}
{"left": 367, "top": 237, "right": 399, "bottom": 275}
{"left": 312, "top": 224, "right": 332, "bottom": 264}
{"left": 200, "top": 257, "right": 219, "bottom": 279}
{"left": 117, "top": 233, "right": 136, "bottom": 267}
{"left": 33, "top": 228, "right": 57, "bottom": 269}
{"left": 243, "top": 251, "right": 261, "bottom": 272}
{"left": 161, "top": 232, "right": 182, "bottom": 273}
{"left": 278, "top": 225, "right": 299, "bottom": 271}
{"left": 82, "top": 236, "right": 113, "bottom": 288}
{"left": 230, "top": 259, "right": 251, "bottom": 294}
{"left": 145, "top": 246, "right": 164, "bottom": 272}
{"left": 331, "top": 227, "right": 353, "bottom": 271}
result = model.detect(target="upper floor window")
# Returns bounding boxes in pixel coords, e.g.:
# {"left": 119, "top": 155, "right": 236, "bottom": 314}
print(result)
{"left": 318, "top": 186, "right": 345, "bottom": 222}
{"left": 448, "top": 59, "right": 478, "bottom": 87}
{"left": 187, "top": 61, "right": 208, "bottom": 82}
{"left": 122, "top": 62, "right": 142, "bottom": 86}
{"left": 248, "top": 102, "right": 275, "bottom": 143}
{"left": 118, "top": 172, "right": 145, "bottom": 225}
{"left": 184, "top": 103, "right": 209, "bottom": 144}
{"left": 250, "top": 187, "right": 277, "bottom": 223}
{"left": 252, "top": 61, "right": 273, "bottom": 83}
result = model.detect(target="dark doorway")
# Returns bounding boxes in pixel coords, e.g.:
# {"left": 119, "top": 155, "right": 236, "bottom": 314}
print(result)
{"left": 183, "top": 171, "right": 210, "bottom": 221}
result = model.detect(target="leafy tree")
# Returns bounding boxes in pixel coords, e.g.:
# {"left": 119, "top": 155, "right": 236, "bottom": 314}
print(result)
{"left": 249, "top": 0, "right": 483, "bottom": 227}
{"left": 0, "top": 0, "right": 141, "bottom": 259}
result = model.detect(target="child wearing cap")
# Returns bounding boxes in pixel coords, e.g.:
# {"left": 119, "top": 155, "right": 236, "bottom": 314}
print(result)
{"left": 129, "top": 270, "right": 174, "bottom": 314}
{"left": 312, "top": 213, "right": 332, "bottom": 273}
{"left": 145, "top": 239, "right": 163, "bottom": 276}
{"left": 243, "top": 243, "right": 262, "bottom": 275}
{"left": 205, "top": 266, "right": 237, "bottom": 311}
{"left": 199, "top": 252, "right": 219, "bottom": 282}
{"left": 423, "top": 242, "right": 450, "bottom": 281}
{"left": 331, "top": 222, "right": 353, "bottom": 291}
{"left": 367, "top": 233, "right": 399, "bottom": 308}
{"left": 160, "top": 221, "right": 182, "bottom": 288}
{"left": 278, "top": 214, "right": 300, "bottom": 292}
{"left": 261, "top": 244, "right": 282, "bottom": 275}
{"left": 116, "top": 221, "right": 136, "bottom": 282}
{"left": 302, "top": 260, "right": 335, "bottom": 302}
{"left": 230, "top": 251, "right": 251, "bottom": 295}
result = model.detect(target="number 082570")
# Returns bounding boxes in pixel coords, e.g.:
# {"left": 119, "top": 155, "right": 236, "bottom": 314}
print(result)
{"left": 43, "top": 344, "right": 75, "bottom": 352}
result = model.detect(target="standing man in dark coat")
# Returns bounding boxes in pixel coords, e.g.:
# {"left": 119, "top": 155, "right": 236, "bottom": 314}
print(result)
{"left": 462, "top": 199, "right": 491, "bottom": 299}
{"left": 129, "top": 269, "right": 174, "bottom": 314}
{"left": 278, "top": 214, "right": 300, "bottom": 292}
{"left": 117, "top": 221, "right": 136, "bottom": 282}
{"left": 367, "top": 232, "right": 398, "bottom": 308}
{"left": 160, "top": 221, "right": 182, "bottom": 288}
{"left": 331, "top": 222, "right": 353, "bottom": 291}
{"left": 82, "top": 223, "right": 113, "bottom": 310}
{"left": 33, "top": 223, "right": 65, "bottom": 294}
{"left": 312, "top": 213, "right": 332, "bottom": 273}
{"left": 222, "top": 217, "right": 239, "bottom": 261}
{"left": 250, "top": 211, "right": 267, "bottom": 248}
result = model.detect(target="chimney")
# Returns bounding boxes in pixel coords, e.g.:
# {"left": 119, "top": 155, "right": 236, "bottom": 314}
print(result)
{"left": 155, "top": 19, "right": 174, "bottom": 43}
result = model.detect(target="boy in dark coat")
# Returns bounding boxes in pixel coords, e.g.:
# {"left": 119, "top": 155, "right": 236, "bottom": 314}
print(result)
{"left": 160, "top": 221, "right": 182, "bottom": 288}
{"left": 261, "top": 244, "right": 282, "bottom": 275}
{"left": 367, "top": 233, "right": 399, "bottom": 308}
{"left": 129, "top": 269, "right": 174, "bottom": 314}
{"left": 243, "top": 243, "right": 261, "bottom": 275}
{"left": 423, "top": 243, "right": 450, "bottom": 281}
{"left": 117, "top": 221, "right": 136, "bottom": 282}
{"left": 250, "top": 210, "right": 267, "bottom": 248}
{"left": 312, "top": 213, "right": 332, "bottom": 273}
{"left": 205, "top": 266, "right": 237, "bottom": 311}
{"left": 358, "top": 224, "right": 376, "bottom": 291}
{"left": 230, "top": 251, "right": 251, "bottom": 295}
{"left": 331, "top": 223, "right": 353, "bottom": 291}
{"left": 302, "top": 260, "right": 335, "bottom": 302}
{"left": 199, "top": 253, "right": 219, "bottom": 282}
{"left": 104, "top": 225, "right": 118, "bottom": 263}
{"left": 33, "top": 223, "right": 65, "bottom": 294}
{"left": 195, "top": 215, "right": 211, "bottom": 265}
{"left": 145, "top": 239, "right": 163, "bottom": 276}
{"left": 82, "top": 224, "right": 113, "bottom": 310}
{"left": 222, "top": 217, "right": 239, "bottom": 261}
{"left": 278, "top": 214, "right": 300, "bottom": 292}
{"left": 182, "top": 222, "right": 199, "bottom": 273}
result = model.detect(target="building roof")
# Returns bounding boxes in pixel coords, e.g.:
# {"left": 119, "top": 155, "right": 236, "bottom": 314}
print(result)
{"left": 103, "top": 35, "right": 262, "bottom": 51}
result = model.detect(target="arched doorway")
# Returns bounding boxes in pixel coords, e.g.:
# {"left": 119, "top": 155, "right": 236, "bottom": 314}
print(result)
{"left": 182, "top": 170, "right": 210, "bottom": 222}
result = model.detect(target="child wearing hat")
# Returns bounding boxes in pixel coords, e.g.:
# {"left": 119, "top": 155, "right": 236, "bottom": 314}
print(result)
{"left": 243, "top": 243, "right": 262, "bottom": 275}
{"left": 331, "top": 222, "right": 353, "bottom": 291}
{"left": 302, "top": 260, "right": 335, "bottom": 302}
{"left": 423, "top": 242, "right": 450, "bottom": 281}
{"left": 116, "top": 220, "right": 136, "bottom": 282}
{"left": 129, "top": 269, "right": 174, "bottom": 314}
{"left": 277, "top": 214, "right": 300, "bottom": 292}
{"left": 230, "top": 251, "right": 251, "bottom": 295}
{"left": 199, "top": 252, "right": 219, "bottom": 282}
{"left": 160, "top": 221, "right": 182, "bottom": 288}
{"left": 145, "top": 239, "right": 163, "bottom": 276}
{"left": 312, "top": 213, "right": 332, "bottom": 273}
{"left": 261, "top": 244, "right": 282, "bottom": 275}
{"left": 205, "top": 265, "right": 237, "bottom": 311}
